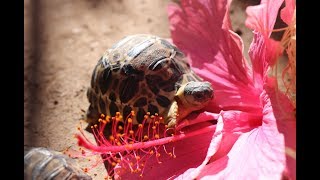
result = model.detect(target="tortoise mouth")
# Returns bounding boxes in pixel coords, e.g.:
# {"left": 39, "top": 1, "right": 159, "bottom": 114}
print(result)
{"left": 191, "top": 89, "right": 214, "bottom": 102}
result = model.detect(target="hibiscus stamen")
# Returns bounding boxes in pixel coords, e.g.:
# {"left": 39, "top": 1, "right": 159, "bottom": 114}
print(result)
{"left": 67, "top": 111, "right": 216, "bottom": 177}
{"left": 67, "top": 111, "right": 176, "bottom": 176}
{"left": 273, "top": 8, "right": 296, "bottom": 110}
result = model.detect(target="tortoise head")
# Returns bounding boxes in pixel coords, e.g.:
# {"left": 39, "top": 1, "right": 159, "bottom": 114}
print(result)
{"left": 174, "top": 81, "right": 214, "bottom": 120}
{"left": 182, "top": 81, "right": 213, "bottom": 106}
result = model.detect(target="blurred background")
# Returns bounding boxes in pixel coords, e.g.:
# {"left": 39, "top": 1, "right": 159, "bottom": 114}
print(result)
{"left": 24, "top": 0, "right": 290, "bottom": 179}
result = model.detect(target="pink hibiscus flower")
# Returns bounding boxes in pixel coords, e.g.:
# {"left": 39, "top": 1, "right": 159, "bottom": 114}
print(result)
{"left": 166, "top": 0, "right": 296, "bottom": 179}
{"left": 72, "top": 0, "right": 296, "bottom": 179}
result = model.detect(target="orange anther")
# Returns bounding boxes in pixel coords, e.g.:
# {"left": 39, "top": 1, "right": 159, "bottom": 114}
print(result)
{"left": 143, "top": 135, "right": 149, "bottom": 140}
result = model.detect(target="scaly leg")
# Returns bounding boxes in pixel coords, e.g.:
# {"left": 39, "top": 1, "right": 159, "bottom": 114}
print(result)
{"left": 166, "top": 101, "right": 179, "bottom": 128}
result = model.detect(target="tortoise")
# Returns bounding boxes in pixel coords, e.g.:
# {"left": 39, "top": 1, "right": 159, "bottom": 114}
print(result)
{"left": 24, "top": 147, "right": 92, "bottom": 180}
{"left": 86, "top": 34, "right": 213, "bottom": 129}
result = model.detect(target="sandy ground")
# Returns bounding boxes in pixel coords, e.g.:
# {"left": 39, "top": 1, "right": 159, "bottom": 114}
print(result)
{"left": 24, "top": 0, "right": 287, "bottom": 179}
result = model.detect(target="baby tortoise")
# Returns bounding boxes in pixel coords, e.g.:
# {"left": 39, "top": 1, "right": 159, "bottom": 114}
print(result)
{"left": 86, "top": 34, "right": 214, "bottom": 129}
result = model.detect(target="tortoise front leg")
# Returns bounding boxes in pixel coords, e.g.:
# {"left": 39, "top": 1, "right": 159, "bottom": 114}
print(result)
{"left": 166, "top": 101, "right": 179, "bottom": 128}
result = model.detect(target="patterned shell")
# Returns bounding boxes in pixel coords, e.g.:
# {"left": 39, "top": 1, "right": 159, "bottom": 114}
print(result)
{"left": 24, "top": 147, "right": 91, "bottom": 180}
{"left": 87, "top": 34, "right": 203, "bottom": 125}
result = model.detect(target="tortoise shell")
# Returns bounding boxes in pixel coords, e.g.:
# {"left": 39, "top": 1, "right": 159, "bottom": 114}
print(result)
{"left": 86, "top": 34, "right": 204, "bottom": 125}
{"left": 24, "top": 147, "right": 92, "bottom": 180}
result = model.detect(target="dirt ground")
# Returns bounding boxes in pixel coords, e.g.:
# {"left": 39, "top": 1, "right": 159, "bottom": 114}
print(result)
{"left": 24, "top": 0, "right": 285, "bottom": 179}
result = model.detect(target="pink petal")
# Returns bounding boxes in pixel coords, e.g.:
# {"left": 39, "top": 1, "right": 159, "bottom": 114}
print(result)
{"left": 176, "top": 110, "right": 263, "bottom": 179}
{"left": 264, "top": 79, "right": 296, "bottom": 179}
{"left": 198, "top": 127, "right": 285, "bottom": 179}
{"left": 282, "top": 119, "right": 296, "bottom": 179}
{"left": 168, "top": 0, "right": 261, "bottom": 112}
{"left": 178, "top": 88, "right": 289, "bottom": 179}
{"left": 281, "top": 0, "right": 296, "bottom": 25}
{"left": 209, "top": 111, "right": 263, "bottom": 160}
{"left": 246, "top": 0, "right": 284, "bottom": 85}
{"left": 246, "top": 1, "right": 296, "bottom": 176}
{"left": 245, "top": 0, "right": 284, "bottom": 36}
{"left": 249, "top": 32, "right": 282, "bottom": 87}
{"left": 176, "top": 111, "right": 220, "bottom": 130}
{"left": 175, "top": 114, "right": 225, "bottom": 179}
